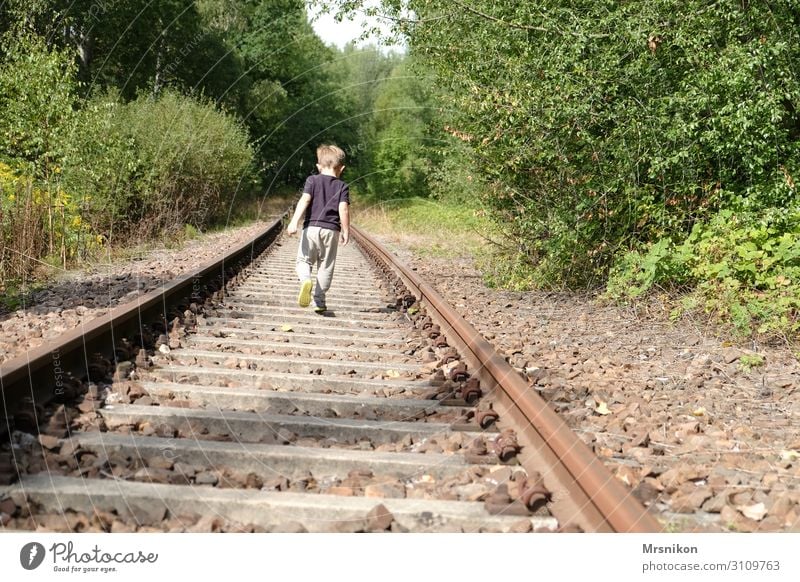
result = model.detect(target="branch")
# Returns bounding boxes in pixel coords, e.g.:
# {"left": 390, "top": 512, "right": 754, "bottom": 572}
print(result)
{"left": 373, "top": 13, "right": 447, "bottom": 25}
{"left": 449, "top": 1, "right": 609, "bottom": 38}
{"left": 450, "top": 1, "right": 549, "bottom": 32}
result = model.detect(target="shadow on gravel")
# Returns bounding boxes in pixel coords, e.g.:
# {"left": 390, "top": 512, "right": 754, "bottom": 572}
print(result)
{"left": 0, "top": 273, "right": 172, "bottom": 325}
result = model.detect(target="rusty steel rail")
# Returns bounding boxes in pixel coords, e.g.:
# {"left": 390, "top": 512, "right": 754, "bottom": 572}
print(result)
{"left": 0, "top": 214, "right": 286, "bottom": 441}
{"left": 352, "top": 225, "right": 661, "bottom": 533}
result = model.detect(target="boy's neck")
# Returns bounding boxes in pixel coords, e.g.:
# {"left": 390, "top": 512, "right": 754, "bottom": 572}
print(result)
{"left": 317, "top": 164, "right": 343, "bottom": 178}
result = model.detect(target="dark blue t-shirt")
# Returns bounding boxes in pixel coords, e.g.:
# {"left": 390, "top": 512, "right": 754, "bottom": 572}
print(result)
{"left": 302, "top": 174, "right": 350, "bottom": 232}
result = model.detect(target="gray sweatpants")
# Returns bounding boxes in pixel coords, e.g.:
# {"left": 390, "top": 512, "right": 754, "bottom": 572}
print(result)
{"left": 296, "top": 226, "right": 340, "bottom": 307}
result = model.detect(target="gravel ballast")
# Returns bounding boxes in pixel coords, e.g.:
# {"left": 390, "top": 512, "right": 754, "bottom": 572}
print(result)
{"left": 0, "top": 221, "right": 276, "bottom": 365}
{"left": 374, "top": 235, "right": 800, "bottom": 533}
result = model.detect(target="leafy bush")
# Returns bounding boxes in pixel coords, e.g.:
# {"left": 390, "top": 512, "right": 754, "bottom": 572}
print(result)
{"left": 341, "top": 1, "right": 800, "bottom": 290}
{"left": 0, "top": 36, "right": 257, "bottom": 284}
{"left": 120, "top": 90, "right": 256, "bottom": 232}
{"left": 0, "top": 36, "right": 93, "bottom": 279}
{"left": 605, "top": 238, "right": 687, "bottom": 300}
{"left": 64, "top": 90, "right": 258, "bottom": 238}
{"left": 0, "top": 34, "right": 76, "bottom": 176}
{"left": 428, "top": 138, "right": 487, "bottom": 206}
{"left": 683, "top": 206, "right": 800, "bottom": 338}
{"left": 607, "top": 201, "right": 800, "bottom": 339}
{"left": 61, "top": 94, "right": 139, "bottom": 236}
{"left": 367, "top": 61, "right": 439, "bottom": 199}
{"left": 325, "top": 0, "right": 800, "bottom": 339}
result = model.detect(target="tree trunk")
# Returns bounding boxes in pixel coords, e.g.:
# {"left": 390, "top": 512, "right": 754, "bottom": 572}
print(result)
{"left": 153, "top": 23, "right": 166, "bottom": 98}
{"left": 76, "top": 30, "right": 94, "bottom": 83}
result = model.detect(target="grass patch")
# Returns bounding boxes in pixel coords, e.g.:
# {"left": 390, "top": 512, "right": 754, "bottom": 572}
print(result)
{"left": 160, "top": 190, "right": 296, "bottom": 249}
{"left": 354, "top": 196, "right": 491, "bottom": 258}
{"left": 0, "top": 282, "right": 24, "bottom": 313}
{"left": 210, "top": 189, "right": 296, "bottom": 232}
{"left": 0, "top": 191, "right": 297, "bottom": 313}
{"left": 739, "top": 353, "right": 766, "bottom": 372}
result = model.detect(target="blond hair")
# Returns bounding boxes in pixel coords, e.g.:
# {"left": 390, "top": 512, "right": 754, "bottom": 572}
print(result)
{"left": 316, "top": 144, "right": 346, "bottom": 169}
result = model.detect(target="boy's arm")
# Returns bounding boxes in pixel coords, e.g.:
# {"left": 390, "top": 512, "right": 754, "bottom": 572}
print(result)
{"left": 287, "top": 193, "right": 312, "bottom": 235}
{"left": 338, "top": 201, "right": 350, "bottom": 246}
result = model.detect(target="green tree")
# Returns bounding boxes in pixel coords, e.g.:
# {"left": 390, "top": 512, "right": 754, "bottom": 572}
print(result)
{"left": 368, "top": 59, "right": 438, "bottom": 199}
{"left": 324, "top": 0, "right": 800, "bottom": 286}
{"left": 235, "top": 0, "right": 356, "bottom": 184}
{"left": 324, "top": 44, "right": 402, "bottom": 186}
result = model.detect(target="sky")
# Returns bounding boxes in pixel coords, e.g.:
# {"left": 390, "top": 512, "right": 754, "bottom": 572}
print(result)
{"left": 307, "top": 2, "right": 406, "bottom": 52}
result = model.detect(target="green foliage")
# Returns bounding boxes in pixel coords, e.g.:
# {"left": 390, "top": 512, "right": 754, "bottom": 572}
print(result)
{"left": 607, "top": 203, "right": 800, "bottom": 338}
{"left": 739, "top": 352, "right": 765, "bottom": 371}
{"left": 183, "top": 224, "right": 201, "bottom": 240}
{"left": 328, "top": 44, "right": 404, "bottom": 182}
{"left": 428, "top": 138, "right": 487, "bottom": 206}
{"left": 682, "top": 205, "right": 800, "bottom": 338}
{"left": 332, "top": 51, "right": 441, "bottom": 200}
{"left": 117, "top": 90, "right": 256, "bottom": 232}
{"left": 61, "top": 93, "right": 139, "bottom": 232}
{"left": 0, "top": 35, "right": 257, "bottom": 285}
{"left": 0, "top": 34, "right": 77, "bottom": 176}
{"left": 226, "top": 0, "right": 358, "bottom": 185}
{"left": 330, "top": 0, "right": 800, "bottom": 275}
{"left": 1, "top": 1, "right": 358, "bottom": 187}
{"left": 63, "top": 90, "right": 256, "bottom": 238}
{"left": 0, "top": 36, "right": 94, "bottom": 277}
{"left": 606, "top": 238, "right": 690, "bottom": 300}
{"left": 1, "top": 1, "right": 239, "bottom": 100}
{"left": 335, "top": 44, "right": 403, "bottom": 116}
{"left": 367, "top": 60, "right": 439, "bottom": 198}
{"left": 1, "top": 1, "right": 356, "bottom": 285}
{"left": 479, "top": 250, "right": 538, "bottom": 291}
{"left": 325, "top": 0, "right": 800, "bottom": 338}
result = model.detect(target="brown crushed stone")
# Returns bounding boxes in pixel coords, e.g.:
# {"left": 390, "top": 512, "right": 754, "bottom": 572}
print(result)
{"left": 374, "top": 234, "right": 800, "bottom": 533}
{"left": 0, "top": 221, "right": 276, "bottom": 365}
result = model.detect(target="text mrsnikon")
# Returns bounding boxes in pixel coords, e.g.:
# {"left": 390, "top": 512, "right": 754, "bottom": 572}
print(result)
{"left": 642, "top": 544, "right": 698, "bottom": 554}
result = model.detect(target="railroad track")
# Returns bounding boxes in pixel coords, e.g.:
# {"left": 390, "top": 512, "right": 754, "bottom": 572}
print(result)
{"left": 0, "top": 218, "right": 659, "bottom": 533}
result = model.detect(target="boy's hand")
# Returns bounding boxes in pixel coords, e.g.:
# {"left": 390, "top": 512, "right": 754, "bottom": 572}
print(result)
{"left": 288, "top": 193, "right": 311, "bottom": 235}
{"left": 340, "top": 230, "right": 350, "bottom": 246}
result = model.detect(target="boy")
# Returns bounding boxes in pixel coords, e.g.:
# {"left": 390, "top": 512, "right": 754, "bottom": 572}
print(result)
{"left": 286, "top": 144, "right": 351, "bottom": 313}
